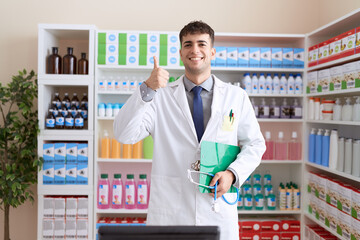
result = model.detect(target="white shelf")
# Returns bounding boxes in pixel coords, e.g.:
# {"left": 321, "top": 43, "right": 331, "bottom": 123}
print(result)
{"left": 97, "top": 116, "right": 115, "bottom": 120}
{"left": 257, "top": 118, "right": 303, "bottom": 123}
{"left": 248, "top": 94, "right": 303, "bottom": 97}
{"left": 305, "top": 213, "right": 345, "bottom": 240}
{"left": 305, "top": 162, "right": 360, "bottom": 182}
{"left": 306, "top": 88, "right": 360, "bottom": 97}
{"left": 38, "top": 75, "right": 94, "bottom": 85}
{"left": 238, "top": 208, "right": 301, "bottom": 214}
{"left": 97, "top": 158, "right": 152, "bottom": 163}
{"left": 97, "top": 91, "right": 134, "bottom": 95}
{"left": 96, "top": 208, "right": 148, "bottom": 214}
{"left": 307, "top": 53, "right": 360, "bottom": 72}
{"left": 38, "top": 185, "right": 93, "bottom": 195}
{"left": 261, "top": 160, "right": 302, "bottom": 164}
{"left": 40, "top": 129, "right": 93, "bottom": 137}
{"left": 306, "top": 120, "right": 360, "bottom": 126}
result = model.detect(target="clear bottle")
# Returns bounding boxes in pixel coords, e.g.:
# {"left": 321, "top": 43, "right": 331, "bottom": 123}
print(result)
{"left": 137, "top": 174, "right": 149, "bottom": 209}
{"left": 315, "top": 129, "right": 323, "bottom": 165}
{"left": 100, "top": 130, "right": 110, "bottom": 158}
{"left": 45, "top": 109, "right": 55, "bottom": 129}
{"left": 294, "top": 73, "right": 303, "bottom": 95}
{"left": 321, "top": 129, "right": 330, "bottom": 167}
{"left": 251, "top": 73, "right": 259, "bottom": 94}
{"left": 78, "top": 53, "right": 88, "bottom": 75}
{"left": 99, "top": 76, "right": 107, "bottom": 91}
{"left": 265, "top": 73, "right": 273, "bottom": 94}
{"left": 272, "top": 73, "right": 280, "bottom": 94}
{"left": 122, "top": 76, "right": 130, "bottom": 91}
{"left": 279, "top": 73, "right": 288, "bottom": 95}
{"left": 280, "top": 98, "right": 290, "bottom": 119}
{"left": 242, "top": 73, "right": 252, "bottom": 94}
{"left": 308, "top": 97, "right": 315, "bottom": 120}
{"left": 258, "top": 73, "right": 266, "bottom": 94}
{"left": 328, "top": 129, "right": 338, "bottom": 170}
{"left": 352, "top": 96, "right": 360, "bottom": 121}
{"left": 125, "top": 174, "right": 136, "bottom": 209}
{"left": 337, "top": 137, "right": 345, "bottom": 172}
{"left": 81, "top": 93, "right": 88, "bottom": 110}
{"left": 71, "top": 93, "right": 80, "bottom": 109}
{"left": 308, "top": 128, "right": 316, "bottom": 163}
{"left": 290, "top": 99, "right": 302, "bottom": 119}
{"left": 269, "top": 98, "right": 280, "bottom": 118}
{"left": 107, "top": 76, "right": 114, "bottom": 91}
{"left": 287, "top": 74, "right": 295, "bottom": 94}
{"left": 352, "top": 140, "right": 360, "bottom": 177}
{"left": 62, "top": 93, "right": 71, "bottom": 109}
{"left": 258, "top": 98, "right": 269, "bottom": 118}
{"left": 74, "top": 109, "right": 84, "bottom": 129}
{"left": 275, "top": 131, "right": 287, "bottom": 160}
{"left": 288, "top": 131, "right": 301, "bottom": 160}
{"left": 342, "top": 97, "right": 353, "bottom": 121}
{"left": 98, "top": 174, "right": 110, "bottom": 209}
{"left": 46, "top": 47, "right": 62, "bottom": 74}
{"left": 251, "top": 98, "right": 259, "bottom": 117}
{"left": 333, "top": 98, "right": 342, "bottom": 121}
{"left": 263, "top": 131, "right": 274, "bottom": 160}
{"left": 344, "top": 138, "right": 353, "bottom": 174}
{"left": 63, "top": 47, "right": 77, "bottom": 74}
{"left": 111, "top": 174, "right": 123, "bottom": 209}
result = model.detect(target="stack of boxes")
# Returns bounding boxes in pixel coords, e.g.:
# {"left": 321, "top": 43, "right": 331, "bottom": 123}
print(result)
{"left": 42, "top": 197, "right": 88, "bottom": 239}
{"left": 304, "top": 224, "right": 338, "bottom": 240}
{"left": 43, "top": 142, "right": 88, "bottom": 185}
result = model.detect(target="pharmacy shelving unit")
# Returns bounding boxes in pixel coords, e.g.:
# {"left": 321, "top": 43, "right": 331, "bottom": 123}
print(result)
{"left": 303, "top": 8, "right": 360, "bottom": 239}
{"left": 93, "top": 30, "right": 306, "bottom": 238}
{"left": 37, "top": 24, "right": 96, "bottom": 240}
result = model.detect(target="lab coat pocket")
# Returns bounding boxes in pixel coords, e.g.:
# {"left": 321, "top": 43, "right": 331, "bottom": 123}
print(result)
{"left": 216, "top": 114, "right": 237, "bottom": 145}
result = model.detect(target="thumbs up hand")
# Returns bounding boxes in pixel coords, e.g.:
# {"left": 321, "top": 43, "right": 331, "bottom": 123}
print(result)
{"left": 145, "top": 56, "right": 169, "bottom": 90}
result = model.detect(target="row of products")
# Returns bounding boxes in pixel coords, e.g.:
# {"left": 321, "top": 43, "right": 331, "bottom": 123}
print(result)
{"left": 304, "top": 224, "right": 339, "bottom": 240}
{"left": 96, "top": 217, "right": 146, "bottom": 240}
{"left": 43, "top": 143, "right": 89, "bottom": 164}
{"left": 251, "top": 98, "right": 302, "bottom": 119}
{"left": 308, "top": 128, "right": 360, "bottom": 177}
{"left": 97, "top": 173, "right": 149, "bottom": 210}
{"left": 98, "top": 103, "right": 124, "bottom": 117}
{"left": 308, "top": 96, "right": 360, "bottom": 121}
{"left": 307, "top": 60, "right": 360, "bottom": 93}
{"left": 213, "top": 47, "right": 304, "bottom": 69}
{"left": 46, "top": 92, "right": 88, "bottom": 129}
{"left": 46, "top": 47, "right": 88, "bottom": 74}
{"left": 308, "top": 27, "right": 360, "bottom": 68}
{"left": 42, "top": 197, "right": 88, "bottom": 240}
{"left": 42, "top": 163, "right": 88, "bottom": 185}
{"left": 100, "top": 133, "right": 153, "bottom": 159}
{"left": 243, "top": 73, "right": 303, "bottom": 95}
{"left": 262, "top": 131, "right": 302, "bottom": 160}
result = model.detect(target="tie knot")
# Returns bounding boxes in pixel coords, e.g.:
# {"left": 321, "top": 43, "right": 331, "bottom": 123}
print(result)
{"left": 192, "top": 86, "right": 202, "bottom": 96}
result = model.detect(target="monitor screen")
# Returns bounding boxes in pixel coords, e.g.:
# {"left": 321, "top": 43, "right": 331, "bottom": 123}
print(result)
{"left": 98, "top": 225, "right": 220, "bottom": 240}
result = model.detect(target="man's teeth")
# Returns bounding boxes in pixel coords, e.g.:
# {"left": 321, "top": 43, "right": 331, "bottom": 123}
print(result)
{"left": 190, "top": 57, "right": 202, "bottom": 60}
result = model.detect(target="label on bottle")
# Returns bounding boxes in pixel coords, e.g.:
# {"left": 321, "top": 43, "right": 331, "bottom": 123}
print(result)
{"left": 125, "top": 185, "right": 135, "bottom": 205}
{"left": 81, "top": 101, "right": 88, "bottom": 109}
{"left": 99, "top": 185, "right": 109, "bottom": 205}
{"left": 81, "top": 110, "right": 88, "bottom": 119}
{"left": 237, "top": 195, "right": 243, "bottom": 208}
{"left": 52, "top": 109, "right": 59, "bottom": 117}
{"left": 137, "top": 184, "right": 148, "bottom": 205}
{"left": 255, "top": 196, "right": 264, "bottom": 208}
{"left": 61, "top": 110, "right": 68, "bottom": 117}
{"left": 295, "top": 106, "right": 302, "bottom": 118}
{"left": 65, "top": 118, "right": 74, "bottom": 127}
{"left": 112, "top": 184, "right": 123, "bottom": 205}
{"left": 55, "top": 117, "right": 64, "bottom": 126}
{"left": 63, "top": 101, "right": 71, "bottom": 109}
{"left": 46, "top": 119, "right": 55, "bottom": 128}
{"left": 244, "top": 196, "right": 253, "bottom": 207}
{"left": 267, "top": 196, "right": 276, "bottom": 207}
{"left": 71, "top": 101, "right": 79, "bottom": 109}
{"left": 75, "top": 118, "right": 84, "bottom": 127}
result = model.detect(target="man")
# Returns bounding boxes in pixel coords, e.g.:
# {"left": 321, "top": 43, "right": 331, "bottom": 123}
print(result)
{"left": 114, "top": 21, "right": 265, "bottom": 240}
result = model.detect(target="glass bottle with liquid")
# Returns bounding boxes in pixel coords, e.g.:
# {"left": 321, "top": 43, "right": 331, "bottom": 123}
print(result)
{"left": 55, "top": 109, "right": 65, "bottom": 129}
{"left": 97, "top": 174, "right": 110, "bottom": 209}
{"left": 71, "top": 93, "right": 80, "bottom": 109}
{"left": 64, "top": 111, "right": 74, "bottom": 129}
{"left": 63, "top": 47, "right": 77, "bottom": 74}
{"left": 263, "top": 131, "right": 274, "bottom": 160}
{"left": 62, "top": 93, "right": 71, "bottom": 109}
{"left": 101, "top": 130, "right": 110, "bottom": 158}
{"left": 45, "top": 109, "right": 55, "bottom": 129}
{"left": 78, "top": 53, "right": 88, "bottom": 75}
{"left": 137, "top": 174, "right": 149, "bottom": 209}
{"left": 80, "top": 103, "right": 88, "bottom": 121}
{"left": 81, "top": 93, "right": 88, "bottom": 110}
{"left": 111, "top": 174, "right": 123, "bottom": 209}
{"left": 46, "top": 47, "right": 62, "bottom": 74}
{"left": 275, "top": 131, "right": 287, "bottom": 160}
{"left": 52, "top": 92, "right": 62, "bottom": 109}
{"left": 125, "top": 174, "right": 136, "bottom": 209}
{"left": 74, "top": 109, "right": 84, "bottom": 129}
{"left": 288, "top": 131, "right": 301, "bottom": 160}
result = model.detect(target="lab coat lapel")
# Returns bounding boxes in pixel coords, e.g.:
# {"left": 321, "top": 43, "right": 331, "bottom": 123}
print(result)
{"left": 171, "top": 76, "right": 198, "bottom": 142}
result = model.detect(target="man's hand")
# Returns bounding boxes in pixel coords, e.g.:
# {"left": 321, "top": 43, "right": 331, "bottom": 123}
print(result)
{"left": 145, "top": 56, "right": 169, "bottom": 90}
{"left": 209, "top": 170, "right": 235, "bottom": 198}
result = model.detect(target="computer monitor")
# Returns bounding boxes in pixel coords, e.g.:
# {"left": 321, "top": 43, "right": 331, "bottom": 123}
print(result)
{"left": 98, "top": 225, "right": 220, "bottom": 240}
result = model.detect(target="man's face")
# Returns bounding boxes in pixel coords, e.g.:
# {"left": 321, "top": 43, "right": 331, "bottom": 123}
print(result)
{"left": 179, "top": 33, "right": 215, "bottom": 76}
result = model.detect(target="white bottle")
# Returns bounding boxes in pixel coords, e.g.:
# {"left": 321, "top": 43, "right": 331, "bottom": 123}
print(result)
{"left": 287, "top": 74, "right": 295, "bottom": 95}
{"left": 251, "top": 98, "right": 259, "bottom": 117}
{"left": 337, "top": 137, "right": 345, "bottom": 172}
{"left": 314, "top": 98, "right": 320, "bottom": 120}
{"left": 99, "top": 76, "right": 107, "bottom": 91}
{"left": 265, "top": 74, "right": 273, "bottom": 94}
{"left": 328, "top": 129, "right": 338, "bottom": 170}
{"left": 243, "top": 73, "right": 252, "bottom": 94}
{"left": 308, "top": 97, "right": 315, "bottom": 120}
{"left": 333, "top": 98, "right": 342, "bottom": 121}
{"left": 251, "top": 73, "right": 259, "bottom": 94}
{"left": 292, "top": 99, "right": 302, "bottom": 119}
{"left": 258, "top": 73, "right": 266, "bottom": 94}
{"left": 341, "top": 97, "right": 353, "bottom": 121}
{"left": 352, "top": 96, "right": 360, "bottom": 121}
{"left": 269, "top": 98, "right": 280, "bottom": 118}
{"left": 279, "top": 73, "right": 288, "bottom": 95}
{"left": 273, "top": 73, "right": 280, "bottom": 94}
{"left": 122, "top": 76, "right": 130, "bottom": 91}
{"left": 115, "top": 76, "right": 121, "bottom": 91}
{"left": 294, "top": 74, "right": 303, "bottom": 95}
{"left": 352, "top": 139, "right": 360, "bottom": 177}
{"left": 258, "top": 98, "right": 269, "bottom": 118}
{"left": 344, "top": 138, "right": 353, "bottom": 174}
{"left": 107, "top": 76, "right": 115, "bottom": 91}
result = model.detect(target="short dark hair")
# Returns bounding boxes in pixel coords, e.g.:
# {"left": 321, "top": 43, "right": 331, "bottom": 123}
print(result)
{"left": 179, "top": 21, "right": 215, "bottom": 46}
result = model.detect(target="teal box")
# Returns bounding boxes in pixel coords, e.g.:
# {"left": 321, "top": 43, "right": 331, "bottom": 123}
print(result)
{"left": 249, "top": 48, "right": 260, "bottom": 68}
{"left": 43, "top": 143, "right": 54, "bottom": 164}
{"left": 54, "top": 164, "right": 65, "bottom": 184}
{"left": 293, "top": 48, "right": 304, "bottom": 68}
{"left": 77, "top": 164, "right": 88, "bottom": 185}
{"left": 54, "top": 143, "right": 66, "bottom": 164}
{"left": 238, "top": 47, "right": 249, "bottom": 67}
{"left": 215, "top": 47, "right": 227, "bottom": 67}
{"left": 66, "top": 164, "right": 77, "bottom": 185}
{"left": 66, "top": 143, "right": 77, "bottom": 164}
{"left": 226, "top": 47, "right": 238, "bottom": 67}
{"left": 43, "top": 164, "right": 54, "bottom": 185}
{"left": 260, "top": 48, "right": 271, "bottom": 68}
{"left": 271, "top": 48, "right": 282, "bottom": 68}
{"left": 77, "top": 144, "right": 88, "bottom": 164}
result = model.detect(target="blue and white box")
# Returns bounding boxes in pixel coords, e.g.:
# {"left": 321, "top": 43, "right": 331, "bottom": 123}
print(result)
{"left": 66, "top": 143, "right": 77, "bottom": 164}
{"left": 106, "top": 32, "right": 118, "bottom": 44}
{"left": 106, "top": 55, "right": 118, "bottom": 65}
{"left": 77, "top": 144, "right": 88, "bottom": 164}
{"left": 293, "top": 48, "right": 304, "bottom": 68}
{"left": 249, "top": 48, "right": 260, "bottom": 68}
{"left": 106, "top": 44, "right": 118, "bottom": 56}
{"left": 260, "top": 48, "right": 271, "bottom": 68}
{"left": 65, "top": 164, "right": 77, "bottom": 185}
{"left": 147, "top": 32, "right": 160, "bottom": 46}
{"left": 43, "top": 164, "right": 54, "bottom": 185}
{"left": 238, "top": 47, "right": 249, "bottom": 67}
{"left": 77, "top": 164, "right": 88, "bottom": 185}
{"left": 54, "top": 164, "right": 65, "bottom": 185}
{"left": 271, "top": 48, "right": 283, "bottom": 68}
{"left": 54, "top": 143, "right": 66, "bottom": 164}
{"left": 127, "top": 33, "right": 139, "bottom": 45}
{"left": 168, "top": 33, "right": 180, "bottom": 46}
{"left": 282, "top": 48, "right": 294, "bottom": 68}
{"left": 215, "top": 47, "right": 227, "bottom": 67}
{"left": 226, "top": 47, "right": 238, "bottom": 67}
{"left": 43, "top": 143, "right": 54, "bottom": 164}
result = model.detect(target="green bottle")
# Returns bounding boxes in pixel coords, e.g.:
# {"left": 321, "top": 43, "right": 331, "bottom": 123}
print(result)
{"left": 143, "top": 135, "right": 154, "bottom": 159}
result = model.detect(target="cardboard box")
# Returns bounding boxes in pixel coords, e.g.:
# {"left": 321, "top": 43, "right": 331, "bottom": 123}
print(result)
{"left": 54, "top": 197, "right": 66, "bottom": 218}
{"left": 261, "top": 220, "right": 281, "bottom": 232}
{"left": 280, "top": 232, "right": 300, "bottom": 240}
{"left": 329, "top": 65, "right": 343, "bottom": 91}
{"left": 293, "top": 48, "right": 304, "bottom": 68}
{"left": 147, "top": 32, "right": 160, "bottom": 45}
{"left": 43, "top": 143, "right": 55, "bottom": 164}
{"left": 308, "top": 45, "right": 319, "bottom": 67}
{"left": 240, "top": 232, "right": 261, "bottom": 240}
{"left": 342, "top": 62, "right": 357, "bottom": 89}
{"left": 337, "top": 183, "right": 352, "bottom": 215}
{"left": 65, "top": 219, "right": 77, "bottom": 240}
{"left": 318, "top": 41, "right": 330, "bottom": 65}
{"left": 271, "top": 48, "right": 282, "bottom": 68}
{"left": 42, "top": 219, "right": 54, "bottom": 239}
{"left": 260, "top": 232, "right": 280, "bottom": 240}
{"left": 240, "top": 220, "right": 261, "bottom": 232}
{"left": 328, "top": 35, "right": 342, "bottom": 62}
{"left": 43, "top": 164, "right": 54, "bottom": 185}
{"left": 351, "top": 217, "right": 360, "bottom": 240}
{"left": 316, "top": 174, "right": 328, "bottom": 201}
{"left": 127, "top": 32, "right": 139, "bottom": 45}
{"left": 237, "top": 48, "right": 249, "bottom": 68}
{"left": 352, "top": 187, "right": 360, "bottom": 220}
{"left": 65, "top": 164, "right": 77, "bottom": 185}
{"left": 106, "top": 44, "right": 118, "bottom": 56}
{"left": 105, "top": 55, "right": 118, "bottom": 65}
{"left": 325, "top": 203, "right": 338, "bottom": 231}
{"left": 305, "top": 225, "right": 324, "bottom": 240}
{"left": 66, "top": 198, "right": 78, "bottom": 219}
{"left": 77, "top": 164, "right": 88, "bottom": 185}
{"left": 260, "top": 48, "right": 271, "bottom": 68}
{"left": 356, "top": 60, "right": 360, "bottom": 88}
{"left": 105, "top": 32, "right": 119, "bottom": 44}
{"left": 227, "top": 47, "right": 238, "bottom": 67}
{"left": 307, "top": 71, "right": 318, "bottom": 93}
{"left": 281, "top": 219, "right": 301, "bottom": 232}
{"left": 282, "top": 48, "right": 293, "bottom": 68}
{"left": 249, "top": 48, "right": 260, "bottom": 68}
{"left": 76, "top": 219, "right": 88, "bottom": 239}
{"left": 54, "top": 164, "right": 65, "bottom": 184}
{"left": 340, "top": 29, "right": 356, "bottom": 58}
{"left": 77, "top": 197, "right": 88, "bottom": 219}
{"left": 54, "top": 143, "right": 66, "bottom": 164}
{"left": 167, "top": 33, "right": 179, "bottom": 46}
{"left": 77, "top": 144, "right": 88, "bottom": 164}
{"left": 66, "top": 143, "right": 77, "bottom": 164}
{"left": 215, "top": 47, "right": 227, "bottom": 67}
{"left": 326, "top": 178, "right": 340, "bottom": 207}
{"left": 127, "top": 54, "right": 139, "bottom": 66}
{"left": 337, "top": 209, "right": 352, "bottom": 239}
{"left": 356, "top": 26, "right": 360, "bottom": 53}
{"left": 43, "top": 197, "right": 55, "bottom": 218}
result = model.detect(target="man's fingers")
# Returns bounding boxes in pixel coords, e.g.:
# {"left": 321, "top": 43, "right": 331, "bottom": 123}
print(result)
{"left": 153, "top": 56, "right": 159, "bottom": 69}
{"left": 209, "top": 173, "right": 221, "bottom": 187}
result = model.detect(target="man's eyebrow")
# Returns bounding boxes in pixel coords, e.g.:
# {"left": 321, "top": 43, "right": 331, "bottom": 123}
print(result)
{"left": 183, "top": 40, "right": 208, "bottom": 45}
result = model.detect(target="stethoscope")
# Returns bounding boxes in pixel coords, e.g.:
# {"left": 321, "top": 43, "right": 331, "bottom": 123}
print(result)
{"left": 187, "top": 169, "right": 239, "bottom": 213}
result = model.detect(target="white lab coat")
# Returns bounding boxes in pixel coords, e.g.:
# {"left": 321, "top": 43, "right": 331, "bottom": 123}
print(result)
{"left": 114, "top": 75, "right": 265, "bottom": 240}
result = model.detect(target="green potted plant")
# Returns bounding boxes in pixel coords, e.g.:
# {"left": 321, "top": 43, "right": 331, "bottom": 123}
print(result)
{"left": 0, "top": 69, "right": 41, "bottom": 240}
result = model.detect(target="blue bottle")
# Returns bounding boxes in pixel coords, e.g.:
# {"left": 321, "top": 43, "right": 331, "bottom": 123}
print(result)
{"left": 308, "top": 128, "right": 316, "bottom": 163}
{"left": 321, "top": 129, "right": 330, "bottom": 167}
{"left": 315, "top": 129, "right": 323, "bottom": 165}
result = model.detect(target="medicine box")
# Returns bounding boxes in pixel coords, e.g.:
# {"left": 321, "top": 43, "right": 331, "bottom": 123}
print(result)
{"left": 342, "top": 62, "right": 357, "bottom": 89}
{"left": 329, "top": 65, "right": 343, "bottom": 91}
{"left": 54, "top": 143, "right": 66, "bottom": 164}
{"left": 226, "top": 47, "right": 238, "bottom": 67}
{"left": 260, "top": 48, "right": 271, "bottom": 68}
{"left": 240, "top": 232, "right": 260, "bottom": 240}
{"left": 43, "top": 143, "right": 54, "bottom": 164}
{"left": 54, "top": 197, "right": 66, "bottom": 218}
{"left": 249, "top": 48, "right": 260, "bottom": 68}
{"left": 168, "top": 55, "right": 180, "bottom": 67}
{"left": 307, "top": 71, "right": 318, "bottom": 93}
{"left": 76, "top": 219, "right": 88, "bottom": 239}
{"left": 356, "top": 26, "right": 360, "bottom": 53}
{"left": 42, "top": 219, "right": 54, "bottom": 239}
{"left": 65, "top": 219, "right": 77, "bottom": 240}
{"left": 77, "top": 198, "right": 89, "bottom": 219}
{"left": 66, "top": 143, "right": 77, "bottom": 164}
{"left": 77, "top": 164, "right": 88, "bottom": 185}
{"left": 43, "top": 164, "right": 54, "bottom": 184}
{"left": 77, "top": 144, "right": 88, "bottom": 163}
{"left": 126, "top": 54, "right": 139, "bottom": 66}
{"left": 260, "top": 232, "right": 280, "bottom": 240}
{"left": 238, "top": 47, "right": 249, "bottom": 68}
{"left": 43, "top": 197, "right": 55, "bottom": 218}
{"left": 317, "top": 69, "right": 331, "bottom": 92}
{"left": 66, "top": 198, "right": 78, "bottom": 219}
{"left": 167, "top": 33, "right": 179, "bottom": 46}
{"left": 54, "top": 164, "right": 65, "bottom": 184}
{"left": 261, "top": 220, "right": 281, "bottom": 232}
{"left": 105, "top": 32, "right": 119, "bottom": 45}
{"left": 106, "top": 44, "right": 118, "bottom": 56}
{"left": 339, "top": 29, "right": 356, "bottom": 59}
{"left": 271, "top": 48, "right": 282, "bottom": 68}
{"left": 308, "top": 45, "right": 319, "bottom": 67}
{"left": 328, "top": 35, "right": 342, "bottom": 62}
{"left": 293, "top": 48, "right": 304, "bottom": 68}
{"left": 147, "top": 32, "right": 160, "bottom": 45}
{"left": 54, "top": 219, "right": 66, "bottom": 239}
{"left": 282, "top": 48, "right": 293, "bottom": 68}
{"left": 127, "top": 32, "right": 139, "bottom": 45}
{"left": 215, "top": 47, "right": 227, "bottom": 67}
{"left": 318, "top": 41, "right": 330, "bottom": 65}
{"left": 105, "top": 55, "right": 118, "bottom": 65}
{"left": 66, "top": 164, "right": 77, "bottom": 185}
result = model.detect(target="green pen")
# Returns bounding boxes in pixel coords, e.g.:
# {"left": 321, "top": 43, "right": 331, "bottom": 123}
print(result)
{"left": 229, "top": 109, "right": 233, "bottom": 121}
